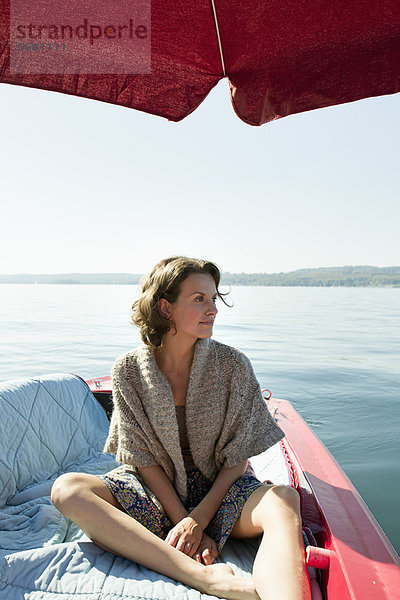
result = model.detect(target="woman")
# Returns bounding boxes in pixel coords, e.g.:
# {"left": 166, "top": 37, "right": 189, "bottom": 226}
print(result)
{"left": 51, "top": 256, "right": 311, "bottom": 600}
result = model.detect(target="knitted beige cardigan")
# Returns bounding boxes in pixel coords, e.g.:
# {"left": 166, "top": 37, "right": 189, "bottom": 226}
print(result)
{"left": 104, "top": 338, "right": 284, "bottom": 502}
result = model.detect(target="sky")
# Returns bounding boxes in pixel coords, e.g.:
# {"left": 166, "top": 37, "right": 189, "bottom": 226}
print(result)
{"left": 0, "top": 79, "right": 399, "bottom": 275}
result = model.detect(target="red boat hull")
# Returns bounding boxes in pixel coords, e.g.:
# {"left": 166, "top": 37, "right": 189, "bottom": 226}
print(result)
{"left": 270, "top": 398, "right": 400, "bottom": 600}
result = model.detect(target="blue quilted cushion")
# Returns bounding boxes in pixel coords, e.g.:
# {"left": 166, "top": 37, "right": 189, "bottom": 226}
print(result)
{"left": 0, "top": 373, "right": 118, "bottom": 552}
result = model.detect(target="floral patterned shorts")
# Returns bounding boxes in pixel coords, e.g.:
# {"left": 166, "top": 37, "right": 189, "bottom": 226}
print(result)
{"left": 99, "top": 458, "right": 264, "bottom": 554}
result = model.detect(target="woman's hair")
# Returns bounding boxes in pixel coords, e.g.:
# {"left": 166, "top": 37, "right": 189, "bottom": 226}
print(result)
{"left": 132, "top": 256, "right": 229, "bottom": 348}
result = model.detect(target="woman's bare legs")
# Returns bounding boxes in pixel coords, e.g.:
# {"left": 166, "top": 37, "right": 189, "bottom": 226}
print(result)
{"left": 51, "top": 473, "right": 259, "bottom": 600}
{"left": 230, "top": 484, "right": 311, "bottom": 600}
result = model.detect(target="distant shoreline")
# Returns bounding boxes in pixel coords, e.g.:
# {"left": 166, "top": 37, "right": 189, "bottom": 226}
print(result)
{"left": 1, "top": 266, "right": 399, "bottom": 287}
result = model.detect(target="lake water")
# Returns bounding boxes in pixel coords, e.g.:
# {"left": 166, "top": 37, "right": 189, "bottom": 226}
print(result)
{"left": 1, "top": 284, "right": 399, "bottom": 554}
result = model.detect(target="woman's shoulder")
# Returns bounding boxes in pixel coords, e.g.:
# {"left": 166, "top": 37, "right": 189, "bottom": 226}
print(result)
{"left": 112, "top": 345, "right": 151, "bottom": 379}
{"left": 209, "top": 339, "right": 252, "bottom": 369}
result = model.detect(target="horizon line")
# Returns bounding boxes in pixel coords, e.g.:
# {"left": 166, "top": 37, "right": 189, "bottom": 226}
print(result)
{"left": 0, "top": 265, "right": 399, "bottom": 277}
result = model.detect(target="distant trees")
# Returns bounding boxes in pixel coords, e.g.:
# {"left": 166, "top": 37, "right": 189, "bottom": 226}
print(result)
{"left": 0, "top": 273, "right": 142, "bottom": 285}
{"left": 1, "top": 267, "right": 399, "bottom": 287}
{"left": 220, "top": 266, "right": 400, "bottom": 287}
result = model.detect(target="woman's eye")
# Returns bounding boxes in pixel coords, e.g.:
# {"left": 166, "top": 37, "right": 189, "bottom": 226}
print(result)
{"left": 195, "top": 296, "right": 217, "bottom": 303}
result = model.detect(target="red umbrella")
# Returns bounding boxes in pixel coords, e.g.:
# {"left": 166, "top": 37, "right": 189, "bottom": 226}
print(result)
{"left": 1, "top": 0, "right": 399, "bottom": 125}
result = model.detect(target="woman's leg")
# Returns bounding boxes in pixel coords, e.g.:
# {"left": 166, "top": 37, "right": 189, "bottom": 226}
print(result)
{"left": 51, "top": 473, "right": 260, "bottom": 600}
{"left": 230, "top": 484, "right": 311, "bottom": 600}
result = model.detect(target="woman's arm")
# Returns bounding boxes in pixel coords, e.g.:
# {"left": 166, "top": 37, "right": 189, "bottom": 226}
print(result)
{"left": 137, "top": 465, "right": 188, "bottom": 525}
{"left": 189, "top": 459, "right": 248, "bottom": 528}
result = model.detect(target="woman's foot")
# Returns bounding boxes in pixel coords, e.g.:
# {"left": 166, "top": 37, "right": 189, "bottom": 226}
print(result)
{"left": 202, "top": 563, "right": 260, "bottom": 600}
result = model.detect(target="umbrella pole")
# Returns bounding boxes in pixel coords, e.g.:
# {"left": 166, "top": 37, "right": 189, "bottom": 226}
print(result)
{"left": 210, "top": 0, "right": 226, "bottom": 76}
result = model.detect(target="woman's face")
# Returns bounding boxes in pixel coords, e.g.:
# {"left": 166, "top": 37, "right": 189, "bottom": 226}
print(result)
{"left": 160, "top": 272, "right": 218, "bottom": 341}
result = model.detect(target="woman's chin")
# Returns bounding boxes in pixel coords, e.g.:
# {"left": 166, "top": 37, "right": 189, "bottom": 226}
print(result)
{"left": 197, "top": 328, "right": 214, "bottom": 339}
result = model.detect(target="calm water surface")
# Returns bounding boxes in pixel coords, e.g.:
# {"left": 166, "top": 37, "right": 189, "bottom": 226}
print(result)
{"left": 1, "top": 284, "right": 399, "bottom": 553}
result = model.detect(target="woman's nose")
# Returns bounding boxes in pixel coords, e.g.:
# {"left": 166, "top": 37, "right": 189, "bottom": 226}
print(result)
{"left": 206, "top": 301, "right": 217, "bottom": 315}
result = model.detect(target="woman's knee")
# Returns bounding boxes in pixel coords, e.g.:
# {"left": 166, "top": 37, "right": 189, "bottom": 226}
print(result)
{"left": 255, "top": 484, "right": 301, "bottom": 526}
{"left": 270, "top": 484, "right": 301, "bottom": 511}
{"left": 51, "top": 472, "right": 91, "bottom": 511}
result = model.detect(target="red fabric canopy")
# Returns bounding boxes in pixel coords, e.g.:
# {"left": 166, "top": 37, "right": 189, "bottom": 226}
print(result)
{"left": 1, "top": 0, "right": 399, "bottom": 125}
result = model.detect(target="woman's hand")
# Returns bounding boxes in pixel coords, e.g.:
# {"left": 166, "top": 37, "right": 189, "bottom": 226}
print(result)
{"left": 193, "top": 533, "right": 218, "bottom": 565}
{"left": 165, "top": 516, "right": 203, "bottom": 557}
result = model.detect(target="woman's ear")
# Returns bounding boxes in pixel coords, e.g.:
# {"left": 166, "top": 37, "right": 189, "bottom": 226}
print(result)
{"left": 158, "top": 298, "right": 171, "bottom": 319}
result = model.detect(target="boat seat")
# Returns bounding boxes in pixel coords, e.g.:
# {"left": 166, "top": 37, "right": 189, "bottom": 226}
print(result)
{"left": 0, "top": 373, "right": 307, "bottom": 600}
